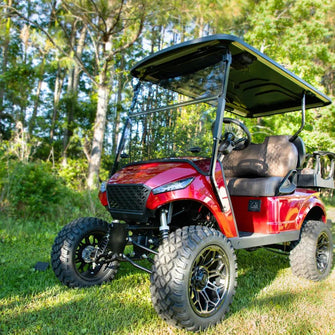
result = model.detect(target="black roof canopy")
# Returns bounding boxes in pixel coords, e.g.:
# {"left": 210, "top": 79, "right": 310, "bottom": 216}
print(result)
{"left": 131, "top": 34, "right": 332, "bottom": 117}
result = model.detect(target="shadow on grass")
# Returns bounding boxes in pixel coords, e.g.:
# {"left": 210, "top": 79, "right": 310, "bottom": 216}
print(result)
{"left": 4, "top": 249, "right": 293, "bottom": 333}
{"left": 230, "top": 248, "right": 290, "bottom": 313}
{"left": 0, "top": 254, "right": 149, "bottom": 297}
{"left": 1, "top": 287, "right": 157, "bottom": 334}
{"left": 1, "top": 260, "right": 157, "bottom": 334}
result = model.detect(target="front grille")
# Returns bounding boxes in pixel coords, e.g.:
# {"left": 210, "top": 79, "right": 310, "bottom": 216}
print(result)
{"left": 106, "top": 184, "right": 151, "bottom": 216}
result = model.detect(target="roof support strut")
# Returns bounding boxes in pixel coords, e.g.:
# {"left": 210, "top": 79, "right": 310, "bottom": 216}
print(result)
{"left": 209, "top": 50, "right": 232, "bottom": 208}
{"left": 290, "top": 92, "right": 306, "bottom": 142}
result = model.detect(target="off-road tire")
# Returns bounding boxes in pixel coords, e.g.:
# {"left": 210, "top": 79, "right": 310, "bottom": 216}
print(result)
{"left": 51, "top": 217, "right": 119, "bottom": 288}
{"left": 150, "top": 226, "right": 237, "bottom": 331}
{"left": 289, "top": 220, "right": 333, "bottom": 281}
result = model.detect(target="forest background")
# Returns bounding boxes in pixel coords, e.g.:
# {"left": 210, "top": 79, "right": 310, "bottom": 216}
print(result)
{"left": 0, "top": 1, "right": 335, "bottom": 334}
{"left": 0, "top": 0, "right": 334, "bottom": 216}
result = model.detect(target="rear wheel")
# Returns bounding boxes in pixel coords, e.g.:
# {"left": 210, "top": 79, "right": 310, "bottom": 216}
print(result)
{"left": 51, "top": 217, "right": 119, "bottom": 288}
{"left": 150, "top": 226, "right": 237, "bottom": 331}
{"left": 289, "top": 220, "right": 333, "bottom": 281}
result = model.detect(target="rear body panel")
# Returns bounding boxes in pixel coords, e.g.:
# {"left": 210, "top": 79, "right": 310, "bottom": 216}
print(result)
{"left": 231, "top": 190, "right": 326, "bottom": 234}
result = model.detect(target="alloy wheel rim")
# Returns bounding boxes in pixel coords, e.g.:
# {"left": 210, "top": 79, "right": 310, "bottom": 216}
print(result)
{"left": 74, "top": 231, "right": 106, "bottom": 279}
{"left": 316, "top": 232, "right": 331, "bottom": 273}
{"left": 189, "top": 245, "right": 230, "bottom": 316}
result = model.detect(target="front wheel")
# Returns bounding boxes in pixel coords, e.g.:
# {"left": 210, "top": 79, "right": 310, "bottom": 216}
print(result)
{"left": 51, "top": 217, "right": 119, "bottom": 288}
{"left": 150, "top": 226, "right": 237, "bottom": 331}
{"left": 289, "top": 220, "right": 333, "bottom": 281}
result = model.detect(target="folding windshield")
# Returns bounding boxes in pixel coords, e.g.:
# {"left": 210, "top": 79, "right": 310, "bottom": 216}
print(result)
{"left": 113, "top": 60, "right": 225, "bottom": 164}
{"left": 122, "top": 103, "right": 215, "bottom": 163}
{"left": 132, "top": 62, "right": 223, "bottom": 115}
{"left": 121, "top": 92, "right": 217, "bottom": 164}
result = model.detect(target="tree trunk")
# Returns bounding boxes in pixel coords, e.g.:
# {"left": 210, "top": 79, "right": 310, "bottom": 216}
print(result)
{"left": 28, "top": 57, "right": 45, "bottom": 135}
{"left": 50, "top": 65, "right": 64, "bottom": 141}
{"left": 87, "top": 69, "right": 110, "bottom": 189}
{"left": 62, "top": 24, "right": 86, "bottom": 165}
{"left": 62, "top": 65, "right": 75, "bottom": 166}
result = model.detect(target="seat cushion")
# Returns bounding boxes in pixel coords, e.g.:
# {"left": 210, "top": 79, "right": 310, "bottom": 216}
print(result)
{"left": 227, "top": 176, "right": 291, "bottom": 197}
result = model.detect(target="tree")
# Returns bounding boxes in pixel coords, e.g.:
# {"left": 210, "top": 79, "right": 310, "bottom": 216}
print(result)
{"left": 55, "top": 0, "right": 146, "bottom": 188}
{"left": 243, "top": 0, "right": 335, "bottom": 151}
{"left": 0, "top": 0, "right": 12, "bottom": 130}
{"left": 4, "top": 0, "right": 147, "bottom": 187}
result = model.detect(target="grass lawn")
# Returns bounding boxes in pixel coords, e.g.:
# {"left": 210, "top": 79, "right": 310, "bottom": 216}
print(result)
{"left": 1, "top": 209, "right": 334, "bottom": 335}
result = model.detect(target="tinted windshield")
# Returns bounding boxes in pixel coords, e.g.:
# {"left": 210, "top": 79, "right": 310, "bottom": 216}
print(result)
{"left": 119, "top": 62, "right": 224, "bottom": 163}
{"left": 157, "top": 62, "right": 224, "bottom": 100}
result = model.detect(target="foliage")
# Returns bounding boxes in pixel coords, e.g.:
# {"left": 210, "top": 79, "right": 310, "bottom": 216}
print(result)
{"left": 242, "top": 0, "right": 335, "bottom": 152}
{"left": 0, "top": 0, "right": 333, "bottom": 187}
{"left": 0, "top": 160, "right": 69, "bottom": 218}
{"left": 56, "top": 157, "right": 88, "bottom": 190}
{"left": 322, "top": 193, "right": 335, "bottom": 207}
{"left": 244, "top": 0, "right": 335, "bottom": 80}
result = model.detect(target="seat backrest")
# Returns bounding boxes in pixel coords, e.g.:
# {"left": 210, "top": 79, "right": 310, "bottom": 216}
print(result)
{"left": 291, "top": 136, "right": 306, "bottom": 168}
{"left": 222, "top": 135, "right": 298, "bottom": 178}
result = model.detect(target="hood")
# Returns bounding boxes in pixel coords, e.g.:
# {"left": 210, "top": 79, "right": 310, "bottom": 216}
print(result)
{"left": 108, "top": 159, "right": 210, "bottom": 189}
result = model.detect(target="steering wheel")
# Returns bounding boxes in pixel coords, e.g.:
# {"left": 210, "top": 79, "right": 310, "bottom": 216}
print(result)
{"left": 219, "top": 118, "right": 251, "bottom": 154}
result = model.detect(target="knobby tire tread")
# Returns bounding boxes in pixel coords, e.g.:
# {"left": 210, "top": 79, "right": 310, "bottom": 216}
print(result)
{"left": 289, "top": 220, "right": 333, "bottom": 281}
{"left": 51, "top": 217, "right": 119, "bottom": 288}
{"left": 150, "top": 225, "right": 237, "bottom": 331}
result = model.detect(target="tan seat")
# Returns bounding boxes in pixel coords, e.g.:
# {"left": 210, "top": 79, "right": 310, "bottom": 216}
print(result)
{"left": 222, "top": 135, "right": 299, "bottom": 196}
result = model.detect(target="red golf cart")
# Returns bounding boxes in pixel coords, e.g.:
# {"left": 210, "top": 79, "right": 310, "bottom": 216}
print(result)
{"left": 51, "top": 35, "right": 334, "bottom": 331}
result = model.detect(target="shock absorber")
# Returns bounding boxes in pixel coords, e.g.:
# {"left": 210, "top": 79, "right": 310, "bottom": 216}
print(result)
{"left": 159, "top": 204, "right": 173, "bottom": 240}
{"left": 98, "top": 224, "right": 111, "bottom": 255}
{"left": 160, "top": 209, "right": 169, "bottom": 239}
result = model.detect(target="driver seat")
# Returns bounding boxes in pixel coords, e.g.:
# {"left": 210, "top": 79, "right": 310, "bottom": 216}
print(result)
{"left": 222, "top": 135, "right": 299, "bottom": 197}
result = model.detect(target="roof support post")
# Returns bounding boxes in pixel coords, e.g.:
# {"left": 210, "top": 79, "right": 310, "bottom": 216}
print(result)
{"left": 209, "top": 50, "right": 232, "bottom": 193}
{"left": 209, "top": 48, "right": 236, "bottom": 215}
{"left": 290, "top": 92, "right": 306, "bottom": 142}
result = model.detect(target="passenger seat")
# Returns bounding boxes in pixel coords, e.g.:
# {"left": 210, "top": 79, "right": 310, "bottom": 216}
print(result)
{"left": 222, "top": 135, "right": 300, "bottom": 197}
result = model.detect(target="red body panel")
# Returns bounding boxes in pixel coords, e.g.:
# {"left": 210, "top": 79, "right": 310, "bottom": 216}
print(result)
{"left": 102, "top": 159, "right": 326, "bottom": 238}
{"left": 106, "top": 159, "right": 238, "bottom": 238}
{"left": 145, "top": 172, "right": 237, "bottom": 238}
{"left": 231, "top": 189, "right": 326, "bottom": 234}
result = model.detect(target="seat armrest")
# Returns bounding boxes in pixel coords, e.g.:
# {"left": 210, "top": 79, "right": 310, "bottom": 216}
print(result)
{"left": 276, "top": 170, "right": 297, "bottom": 195}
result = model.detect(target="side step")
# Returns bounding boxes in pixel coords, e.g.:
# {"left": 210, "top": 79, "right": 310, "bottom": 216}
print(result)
{"left": 229, "top": 231, "right": 300, "bottom": 250}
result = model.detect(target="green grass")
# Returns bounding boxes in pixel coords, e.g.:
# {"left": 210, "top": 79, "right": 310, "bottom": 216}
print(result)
{"left": 1, "top": 210, "right": 334, "bottom": 335}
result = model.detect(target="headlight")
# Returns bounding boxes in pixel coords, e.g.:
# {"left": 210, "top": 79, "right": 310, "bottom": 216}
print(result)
{"left": 152, "top": 177, "right": 194, "bottom": 195}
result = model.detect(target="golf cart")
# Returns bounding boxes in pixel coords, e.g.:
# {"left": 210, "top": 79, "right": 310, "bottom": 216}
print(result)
{"left": 51, "top": 34, "right": 334, "bottom": 331}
